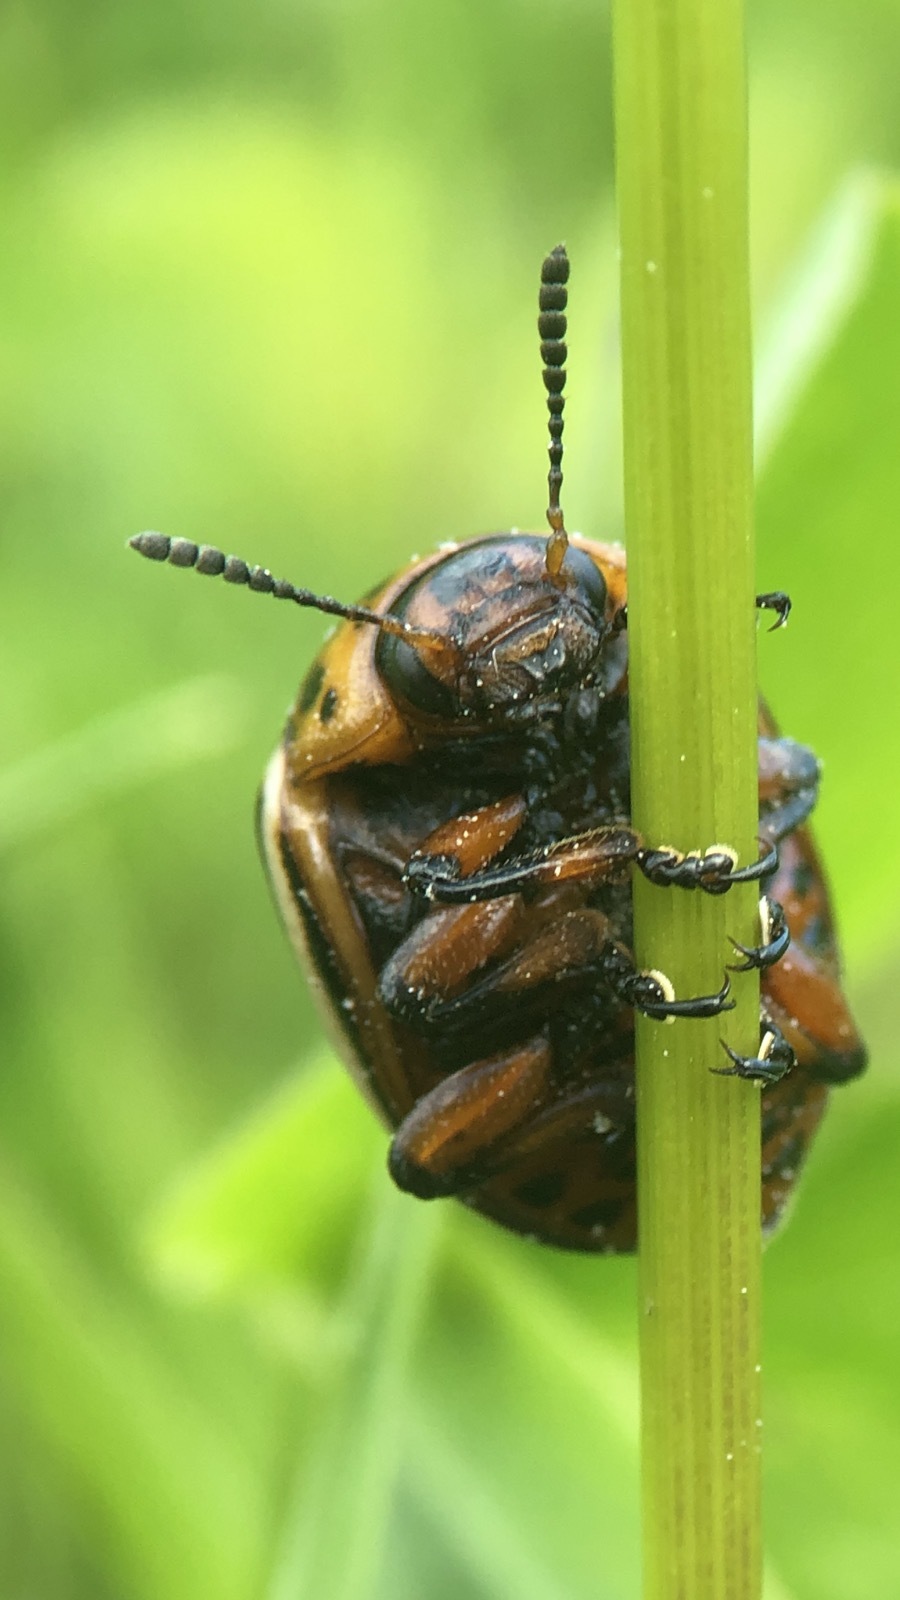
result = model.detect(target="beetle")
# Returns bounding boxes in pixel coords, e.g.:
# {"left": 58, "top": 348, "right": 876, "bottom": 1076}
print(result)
{"left": 131, "top": 245, "right": 866, "bottom": 1252}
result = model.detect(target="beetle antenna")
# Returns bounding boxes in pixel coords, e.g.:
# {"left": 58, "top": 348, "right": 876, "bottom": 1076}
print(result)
{"left": 128, "top": 533, "right": 448, "bottom": 653}
{"left": 539, "top": 244, "right": 570, "bottom": 578}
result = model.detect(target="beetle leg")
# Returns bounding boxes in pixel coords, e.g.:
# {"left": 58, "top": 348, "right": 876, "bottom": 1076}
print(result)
{"left": 711, "top": 1021, "right": 796, "bottom": 1085}
{"left": 405, "top": 824, "right": 641, "bottom": 904}
{"left": 608, "top": 592, "right": 791, "bottom": 635}
{"left": 757, "top": 735, "right": 821, "bottom": 843}
{"left": 388, "top": 1036, "right": 553, "bottom": 1198}
{"left": 602, "top": 944, "right": 734, "bottom": 1021}
{"left": 755, "top": 830, "right": 867, "bottom": 1084}
{"left": 409, "top": 828, "right": 777, "bottom": 905}
{"left": 755, "top": 591, "right": 791, "bottom": 629}
{"left": 411, "top": 794, "right": 528, "bottom": 881}
{"left": 727, "top": 896, "right": 790, "bottom": 972}
{"left": 381, "top": 900, "right": 610, "bottom": 1028}
{"left": 408, "top": 737, "right": 819, "bottom": 907}
{"left": 636, "top": 840, "right": 779, "bottom": 895}
{"left": 388, "top": 1043, "right": 642, "bottom": 1237}
{"left": 634, "top": 734, "right": 819, "bottom": 894}
{"left": 381, "top": 903, "right": 733, "bottom": 1032}
{"left": 378, "top": 895, "right": 528, "bottom": 1026}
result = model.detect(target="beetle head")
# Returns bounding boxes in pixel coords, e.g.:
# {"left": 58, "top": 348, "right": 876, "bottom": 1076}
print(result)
{"left": 375, "top": 533, "right": 618, "bottom": 727}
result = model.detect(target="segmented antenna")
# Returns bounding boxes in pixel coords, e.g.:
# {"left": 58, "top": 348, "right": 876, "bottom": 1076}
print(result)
{"left": 539, "top": 244, "right": 569, "bottom": 578}
{"left": 128, "top": 532, "right": 446, "bottom": 652}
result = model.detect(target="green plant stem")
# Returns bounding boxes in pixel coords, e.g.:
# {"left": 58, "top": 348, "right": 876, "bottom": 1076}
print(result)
{"left": 611, "top": 2, "right": 763, "bottom": 1597}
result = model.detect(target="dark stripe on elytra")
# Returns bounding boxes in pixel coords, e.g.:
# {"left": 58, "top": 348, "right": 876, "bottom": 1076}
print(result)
{"left": 797, "top": 914, "right": 831, "bottom": 959}
{"left": 568, "top": 1196, "right": 624, "bottom": 1232}
{"left": 513, "top": 1170, "right": 567, "bottom": 1210}
{"left": 599, "top": 1128, "right": 637, "bottom": 1183}
{"left": 275, "top": 826, "right": 366, "bottom": 1062}
{"left": 761, "top": 1101, "right": 788, "bottom": 1144}
{"left": 790, "top": 859, "right": 816, "bottom": 897}
{"left": 763, "top": 1130, "right": 806, "bottom": 1181}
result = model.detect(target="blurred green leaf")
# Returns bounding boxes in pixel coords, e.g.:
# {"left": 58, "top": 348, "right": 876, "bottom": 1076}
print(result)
{"left": 267, "top": 1189, "right": 439, "bottom": 1600}
{"left": 401, "top": 1407, "right": 578, "bottom": 1600}
{"left": 150, "top": 1053, "right": 381, "bottom": 1361}
{"left": 758, "top": 948, "right": 900, "bottom": 1600}
{"left": 0, "top": 674, "right": 248, "bottom": 851}
{"left": 0, "top": 1162, "right": 272, "bottom": 1600}
{"left": 755, "top": 175, "right": 883, "bottom": 467}
{"left": 410, "top": 1224, "right": 640, "bottom": 1600}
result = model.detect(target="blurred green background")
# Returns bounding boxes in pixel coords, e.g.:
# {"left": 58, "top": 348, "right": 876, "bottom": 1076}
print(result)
{"left": 1, "top": 2, "right": 900, "bottom": 1596}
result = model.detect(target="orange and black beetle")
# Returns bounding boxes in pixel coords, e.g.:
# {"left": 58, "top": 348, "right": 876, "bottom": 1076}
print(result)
{"left": 131, "top": 246, "right": 865, "bottom": 1252}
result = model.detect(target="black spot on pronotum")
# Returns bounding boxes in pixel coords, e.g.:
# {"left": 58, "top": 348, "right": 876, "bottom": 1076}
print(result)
{"left": 319, "top": 686, "right": 339, "bottom": 723}
{"left": 298, "top": 661, "right": 325, "bottom": 714}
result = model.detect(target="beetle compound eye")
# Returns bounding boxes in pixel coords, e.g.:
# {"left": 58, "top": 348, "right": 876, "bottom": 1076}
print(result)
{"left": 374, "top": 629, "right": 459, "bottom": 719}
{"left": 559, "top": 545, "right": 608, "bottom": 618}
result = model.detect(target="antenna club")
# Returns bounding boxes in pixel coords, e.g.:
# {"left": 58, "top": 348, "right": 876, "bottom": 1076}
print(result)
{"left": 538, "top": 246, "right": 570, "bottom": 553}
{"left": 542, "top": 244, "right": 570, "bottom": 285}
{"left": 129, "top": 532, "right": 230, "bottom": 577}
{"left": 129, "top": 530, "right": 449, "bottom": 655}
{"left": 129, "top": 531, "right": 170, "bottom": 561}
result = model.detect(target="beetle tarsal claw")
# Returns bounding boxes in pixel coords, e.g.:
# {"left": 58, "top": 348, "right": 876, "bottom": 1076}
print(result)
{"left": 726, "top": 896, "right": 790, "bottom": 972}
{"left": 711, "top": 1025, "right": 796, "bottom": 1085}
{"left": 632, "top": 970, "right": 734, "bottom": 1023}
{"left": 636, "top": 838, "right": 779, "bottom": 895}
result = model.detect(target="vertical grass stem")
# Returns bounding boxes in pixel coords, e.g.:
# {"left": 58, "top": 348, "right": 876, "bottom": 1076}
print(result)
{"left": 612, "top": 2, "right": 764, "bottom": 1595}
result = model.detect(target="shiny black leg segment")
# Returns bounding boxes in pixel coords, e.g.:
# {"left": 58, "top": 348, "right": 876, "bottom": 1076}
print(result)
{"left": 636, "top": 841, "right": 778, "bottom": 896}
{"left": 404, "top": 827, "right": 640, "bottom": 905}
{"left": 609, "top": 593, "right": 791, "bottom": 634}
{"left": 757, "top": 735, "right": 821, "bottom": 845}
{"left": 712, "top": 1023, "right": 795, "bottom": 1085}
{"left": 727, "top": 897, "right": 790, "bottom": 972}
{"left": 408, "top": 836, "right": 780, "bottom": 906}
{"left": 756, "top": 591, "right": 792, "bottom": 630}
{"left": 603, "top": 945, "right": 735, "bottom": 1022}
{"left": 403, "top": 852, "right": 464, "bottom": 901}
{"left": 759, "top": 789, "right": 819, "bottom": 849}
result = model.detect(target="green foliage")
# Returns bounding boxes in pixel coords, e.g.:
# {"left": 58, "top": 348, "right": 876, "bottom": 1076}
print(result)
{"left": 2, "top": 7, "right": 900, "bottom": 1597}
